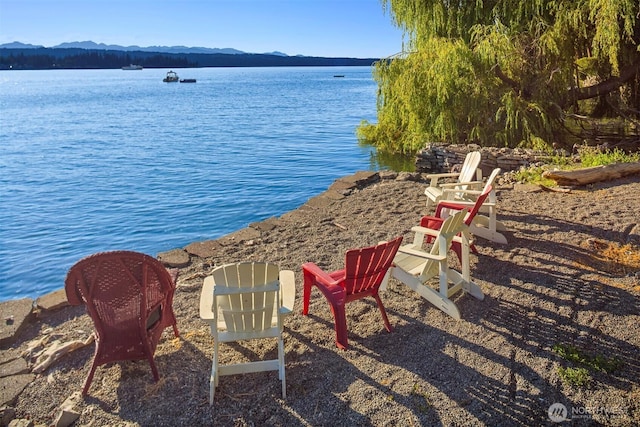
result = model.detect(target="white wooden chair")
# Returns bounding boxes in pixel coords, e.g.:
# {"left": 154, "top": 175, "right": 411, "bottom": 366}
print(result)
{"left": 440, "top": 167, "right": 508, "bottom": 244}
{"left": 199, "top": 262, "right": 295, "bottom": 404}
{"left": 382, "top": 209, "right": 484, "bottom": 320}
{"left": 424, "top": 151, "right": 482, "bottom": 211}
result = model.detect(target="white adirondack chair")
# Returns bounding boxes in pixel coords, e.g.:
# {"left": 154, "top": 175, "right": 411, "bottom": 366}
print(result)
{"left": 199, "top": 262, "right": 295, "bottom": 404}
{"left": 424, "top": 151, "right": 482, "bottom": 211}
{"left": 382, "top": 209, "right": 484, "bottom": 320}
{"left": 440, "top": 167, "right": 508, "bottom": 244}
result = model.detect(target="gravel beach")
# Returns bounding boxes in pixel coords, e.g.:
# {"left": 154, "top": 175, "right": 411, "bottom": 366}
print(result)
{"left": 6, "top": 172, "right": 640, "bottom": 426}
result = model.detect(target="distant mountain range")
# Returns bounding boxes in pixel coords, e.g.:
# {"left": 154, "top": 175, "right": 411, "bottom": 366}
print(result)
{"left": 0, "top": 41, "right": 291, "bottom": 57}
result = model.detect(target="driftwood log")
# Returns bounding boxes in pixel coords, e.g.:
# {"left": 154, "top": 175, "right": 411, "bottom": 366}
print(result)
{"left": 32, "top": 335, "right": 95, "bottom": 373}
{"left": 542, "top": 162, "right": 640, "bottom": 186}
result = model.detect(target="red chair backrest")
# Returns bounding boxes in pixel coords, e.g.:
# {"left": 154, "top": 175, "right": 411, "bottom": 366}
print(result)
{"left": 465, "top": 184, "right": 492, "bottom": 223}
{"left": 433, "top": 184, "right": 493, "bottom": 226}
{"left": 65, "top": 251, "right": 176, "bottom": 344}
{"left": 343, "top": 236, "right": 403, "bottom": 296}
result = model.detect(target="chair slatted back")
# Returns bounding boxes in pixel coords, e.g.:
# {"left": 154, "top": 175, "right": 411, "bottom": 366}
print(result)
{"left": 459, "top": 151, "right": 482, "bottom": 184}
{"left": 212, "top": 262, "right": 281, "bottom": 336}
{"left": 467, "top": 185, "right": 492, "bottom": 222}
{"left": 420, "top": 210, "right": 469, "bottom": 280}
{"left": 483, "top": 167, "right": 501, "bottom": 205}
{"left": 344, "top": 237, "right": 403, "bottom": 296}
{"left": 441, "top": 151, "right": 482, "bottom": 201}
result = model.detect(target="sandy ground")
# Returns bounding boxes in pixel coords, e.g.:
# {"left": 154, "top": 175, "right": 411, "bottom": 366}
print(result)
{"left": 8, "top": 173, "right": 640, "bottom": 426}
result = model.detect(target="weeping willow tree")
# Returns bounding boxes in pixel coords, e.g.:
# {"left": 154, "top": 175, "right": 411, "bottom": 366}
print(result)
{"left": 358, "top": 0, "right": 640, "bottom": 154}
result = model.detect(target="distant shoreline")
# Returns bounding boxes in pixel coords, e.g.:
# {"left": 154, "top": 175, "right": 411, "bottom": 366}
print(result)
{"left": 0, "top": 46, "right": 380, "bottom": 71}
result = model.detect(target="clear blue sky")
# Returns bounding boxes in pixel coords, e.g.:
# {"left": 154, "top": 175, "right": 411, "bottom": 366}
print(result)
{"left": 0, "top": 0, "right": 405, "bottom": 58}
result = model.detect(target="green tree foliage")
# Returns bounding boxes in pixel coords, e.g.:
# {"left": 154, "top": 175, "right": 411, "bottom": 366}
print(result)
{"left": 359, "top": 0, "right": 640, "bottom": 154}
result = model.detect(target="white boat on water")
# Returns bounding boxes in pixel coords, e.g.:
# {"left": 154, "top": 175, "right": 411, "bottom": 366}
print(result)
{"left": 122, "top": 64, "right": 143, "bottom": 70}
{"left": 163, "top": 70, "right": 179, "bottom": 82}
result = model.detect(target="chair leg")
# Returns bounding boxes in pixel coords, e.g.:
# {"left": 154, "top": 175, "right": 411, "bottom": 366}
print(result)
{"left": 82, "top": 362, "right": 98, "bottom": 395}
{"left": 209, "top": 375, "right": 215, "bottom": 405}
{"left": 210, "top": 339, "right": 219, "bottom": 405}
{"left": 452, "top": 241, "right": 477, "bottom": 264}
{"left": 163, "top": 306, "right": 180, "bottom": 338}
{"left": 278, "top": 336, "right": 286, "bottom": 399}
{"left": 142, "top": 338, "right": 160, "bottom": 382}
{"left": 452, "top": 242, "right": 463, "bottom": 264}
{"left": 331, "top": 301, "right": 349, "bottom": 349}
{"left": 373, "top": 294, "right": 393, "bottom": 333}
{"left": 302, "top": 270, "right": 314, "bottom": 315}
{"left": 147, "top": 356, "right": 160, "bottom": 382}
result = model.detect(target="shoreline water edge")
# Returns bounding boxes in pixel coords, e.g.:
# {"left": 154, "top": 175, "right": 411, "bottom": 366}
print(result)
{"left": 1, "top": 170, "right": 639, "bottom": 426}
{"left": 0, "top": 169, "right": 404, "bottom": 307}
{"left": 0, "top": 169, "right": 414, "bottom": 421}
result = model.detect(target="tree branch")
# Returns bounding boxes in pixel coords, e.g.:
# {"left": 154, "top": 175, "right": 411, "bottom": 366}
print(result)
{"left": 492, "top": 64, "right": 521, "bottom": 94}
{"left": 565, "top": 57, "right": 640, "bottom": 105}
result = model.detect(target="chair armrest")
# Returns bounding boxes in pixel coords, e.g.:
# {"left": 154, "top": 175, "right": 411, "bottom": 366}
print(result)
{"left": 398, "top": 246, "right": 446, "bottom": 262}
{"left": 439, "top": 180, "right": 483, "bottom": 188}
{"left": 279, "top": 269, "right": 296, "bottom": 314}
{"left": 420, "top": 215, "right": 445, "bottom": 228}
{"left": 199, "top": 276, "right": 215, "bottom": 320}
{"left": 452, "top": 201, "right": 497, "bottom": 211}
{"left": 443, "top": 187, "right": 483, "bottom": 194}
{"left": 435, "top": 201, "right": 469, "bottom": 217}
{"left": 425, "top": 172, "right": 460, "bottom": 179}
{"left": 425, "top": 172, "right": 460, "bottom": 186}
{"left": 302, "top": 262, "right": 344, "bottom": 294}
{"left": 439, "top": 199, "right": 476, "bottom": 208}
{"left": 441, "top": 189, "right": 483, "bottom": 200}
{"left": 410, "top": 225, "right": 441, "bottom": 238}
{"left": 409, "top": 225, "right": 442, "bottom": 248}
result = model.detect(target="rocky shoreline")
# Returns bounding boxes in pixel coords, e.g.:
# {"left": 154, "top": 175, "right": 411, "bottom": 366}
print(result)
{"left": 1, "top": 170, "right": 639, "bottom": 426}
{"left": 0, "top": 170, "right": 414, "bottom": 426}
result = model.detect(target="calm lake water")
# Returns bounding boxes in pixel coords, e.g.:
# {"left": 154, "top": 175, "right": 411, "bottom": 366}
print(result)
{"left": 0, "top": 66, "right": 388, "bottom": 301}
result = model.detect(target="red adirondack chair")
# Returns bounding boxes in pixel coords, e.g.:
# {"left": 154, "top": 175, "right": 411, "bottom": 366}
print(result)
{"left": 420, "top": 184, "right": 492, "bottom": 263}
{"left": 301, "top": 237, "right": 403, "bottom": 349}
{"left": 65, "top": 251, "right": 180, "bottom": 395}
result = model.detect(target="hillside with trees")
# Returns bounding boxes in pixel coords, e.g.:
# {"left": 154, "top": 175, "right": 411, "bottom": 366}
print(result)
{"left": 0, "top": 47, "right": 378, "bottom": 70}
{"left": 358, "top": 0, "right": 640, "bottom": 154}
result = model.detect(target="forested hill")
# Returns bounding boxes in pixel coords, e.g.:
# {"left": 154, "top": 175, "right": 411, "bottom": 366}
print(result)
{"left": 0, "top": 47, "right": 379, "bottom": 70}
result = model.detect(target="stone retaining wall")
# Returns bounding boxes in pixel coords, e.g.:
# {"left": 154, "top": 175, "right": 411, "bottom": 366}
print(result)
{"left": 415, "top": 144, "right": 554, "bottom": 175}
